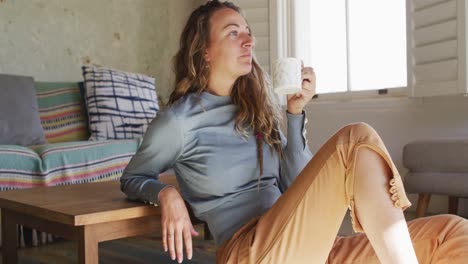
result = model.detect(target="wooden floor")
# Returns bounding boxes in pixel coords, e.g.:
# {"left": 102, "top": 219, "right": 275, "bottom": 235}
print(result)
{"left": 1, "top": 212, "right": 422, "bottom": 264}
{"left": 2, "top": 226, "right": 216, "bottom": 264}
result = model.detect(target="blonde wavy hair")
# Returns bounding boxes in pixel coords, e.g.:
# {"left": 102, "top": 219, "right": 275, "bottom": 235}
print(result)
{"left": 168, "top": 0, "right": 283, "bottom": 175}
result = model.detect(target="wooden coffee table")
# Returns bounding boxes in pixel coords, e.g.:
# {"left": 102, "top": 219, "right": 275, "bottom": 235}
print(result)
{"left": 0, "top": 180, "right": 162, "bottom": 264}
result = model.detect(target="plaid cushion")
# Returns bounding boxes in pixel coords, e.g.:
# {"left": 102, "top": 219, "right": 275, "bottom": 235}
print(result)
{"left": 82, "top": 66, "right": 159, "bottom": 140}
{"left": 36, "top": 82, "right": 89, "bottom": 143}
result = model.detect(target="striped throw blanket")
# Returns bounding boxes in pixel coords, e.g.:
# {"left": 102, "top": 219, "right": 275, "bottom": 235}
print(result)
{"left": 0, "top": 139, "right": 141, "bottom": 190}
{"left": 36, "top": 82, "right": 89, "bottom": 143}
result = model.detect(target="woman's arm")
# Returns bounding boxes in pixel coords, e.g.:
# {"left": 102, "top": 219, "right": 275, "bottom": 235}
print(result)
{"left": 120, "top": 109, "right": 184, "bottom": 205}
{"left": 120, "top": 108, "right": 198, "bottom": 262}
{"left": 278, "top": 111, "right": 313, "bottom": 191}
{"left": 279, "top": 64, "right": 316, "bottom": 191}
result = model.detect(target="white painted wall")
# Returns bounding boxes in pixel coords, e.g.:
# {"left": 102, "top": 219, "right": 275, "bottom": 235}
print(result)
{"left": 0, "top": 0, "right": 196, "bottom": 101}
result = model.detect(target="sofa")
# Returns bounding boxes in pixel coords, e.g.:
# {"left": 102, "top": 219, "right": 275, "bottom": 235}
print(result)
{"left": 0, "top": 67, "right": 164, "bottom": 246}
{"left": 0, "top": 65, "right": 164, "bottom": 192}
{"left": 0, "top": 79, "right": 144, "bottom": 246}
{"left": 0, "top": 81, "right": 141, "bottom": 191}
{"left": 0, "top": 70, "right": 212, "bottom": 246}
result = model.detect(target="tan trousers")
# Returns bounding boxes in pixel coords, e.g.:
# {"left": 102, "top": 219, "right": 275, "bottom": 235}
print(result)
{"left": 216, "top": 123, "right": 468, "bottom": 264}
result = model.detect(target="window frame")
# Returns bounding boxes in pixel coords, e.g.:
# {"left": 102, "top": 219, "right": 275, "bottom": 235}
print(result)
{"left": 269, "top": 0, "right": 409, "bottom": 101}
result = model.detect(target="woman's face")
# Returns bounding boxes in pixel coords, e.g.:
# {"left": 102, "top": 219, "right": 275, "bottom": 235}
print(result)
{"left": 204, "top": 8, "right": 254, "bottom": 80}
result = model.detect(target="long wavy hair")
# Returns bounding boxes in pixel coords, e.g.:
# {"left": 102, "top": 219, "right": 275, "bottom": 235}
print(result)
{"left": 168, "top": 0, "right": 283, "bottom": 176}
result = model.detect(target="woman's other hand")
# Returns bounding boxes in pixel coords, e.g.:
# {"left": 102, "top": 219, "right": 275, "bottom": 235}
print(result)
{"left": 287, "top": 63, "right": 316, "bottom": 115}
{"left": 159, "top": 187, "right": 199, "bottom": 263}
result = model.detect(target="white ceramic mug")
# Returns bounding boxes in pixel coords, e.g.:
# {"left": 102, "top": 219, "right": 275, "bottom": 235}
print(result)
{"left": 273, "top": 57, "right": 302, "bottom": 95}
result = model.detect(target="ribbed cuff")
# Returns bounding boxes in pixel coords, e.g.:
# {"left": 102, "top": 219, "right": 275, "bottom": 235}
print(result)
{"left": 286, "top": 111, "right": 308, "bottom": 151}
{"left": 139, "top": 180, "right": 172, "bottom": 206}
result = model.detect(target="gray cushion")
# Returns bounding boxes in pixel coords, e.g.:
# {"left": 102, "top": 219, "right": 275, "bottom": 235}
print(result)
{"left": 405, "top": 172, "right": 468, "bottom": 197}
{"left": 0, "top": 74, "right": 46, "bottom": 146}
{"left": 403, "top": 139, "right": 468, "bottom": 173}
{"left": 403, "top": 139, "right": 468, "bottom": 197}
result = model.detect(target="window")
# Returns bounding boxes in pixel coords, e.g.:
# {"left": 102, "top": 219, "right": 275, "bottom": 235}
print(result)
{"left": 292, "top": 0, "right": 407, "bottom": 96}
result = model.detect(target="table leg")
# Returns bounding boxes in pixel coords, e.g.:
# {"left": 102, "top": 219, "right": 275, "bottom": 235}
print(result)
{"left": 1, "top": 209, "right": 18, "bottom": 264}
{"left": 77, "top": 225, "right": 98, "bottom": 264}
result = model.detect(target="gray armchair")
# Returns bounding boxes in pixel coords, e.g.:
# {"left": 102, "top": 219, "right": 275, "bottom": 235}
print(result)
{"left": 403, "top": 139, "right": 468, "bottom": 218}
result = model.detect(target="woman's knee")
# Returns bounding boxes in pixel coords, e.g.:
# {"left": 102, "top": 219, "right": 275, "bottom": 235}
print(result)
{"left": 336, "top": 122, "right": 379, "bottom": 143}
{"left": 428, "top": 214, "right": 467, "bottom": 230}
{"left": 406, "top": 214, "right": 468, "bottom": 263}
{"left": 424, "top": 214, "right": 468, "bottom": 262}
{"left": 437, "top": 213, "right": 466, "bottom": 224}
{"left": 409, "top": 214, "right": 468, "bottom": 240}
{"left": 438, "top": 214, "right": 468, "bottom": 237}
{"left": 346, "top": 122, "right": 376, "bottom": 134}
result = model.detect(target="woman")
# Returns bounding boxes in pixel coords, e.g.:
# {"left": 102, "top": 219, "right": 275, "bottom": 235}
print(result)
{"left": 121, "top": 1, "right": 468, "bottom": 263}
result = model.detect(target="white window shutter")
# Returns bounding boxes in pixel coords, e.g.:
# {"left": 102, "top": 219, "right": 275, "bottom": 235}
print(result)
{"left": 407, "top": 0, "right": 468, "bottom": 97}
{"left": 232, "top": 0, "right": 271, "bottom": 73}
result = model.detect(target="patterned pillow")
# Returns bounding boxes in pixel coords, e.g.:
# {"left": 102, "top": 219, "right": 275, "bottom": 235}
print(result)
{"left": 82, "top": 66, "right": 159, "bottom": 140}
{"left": 36, "top": 82, "right": 89, "bottom": 143}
